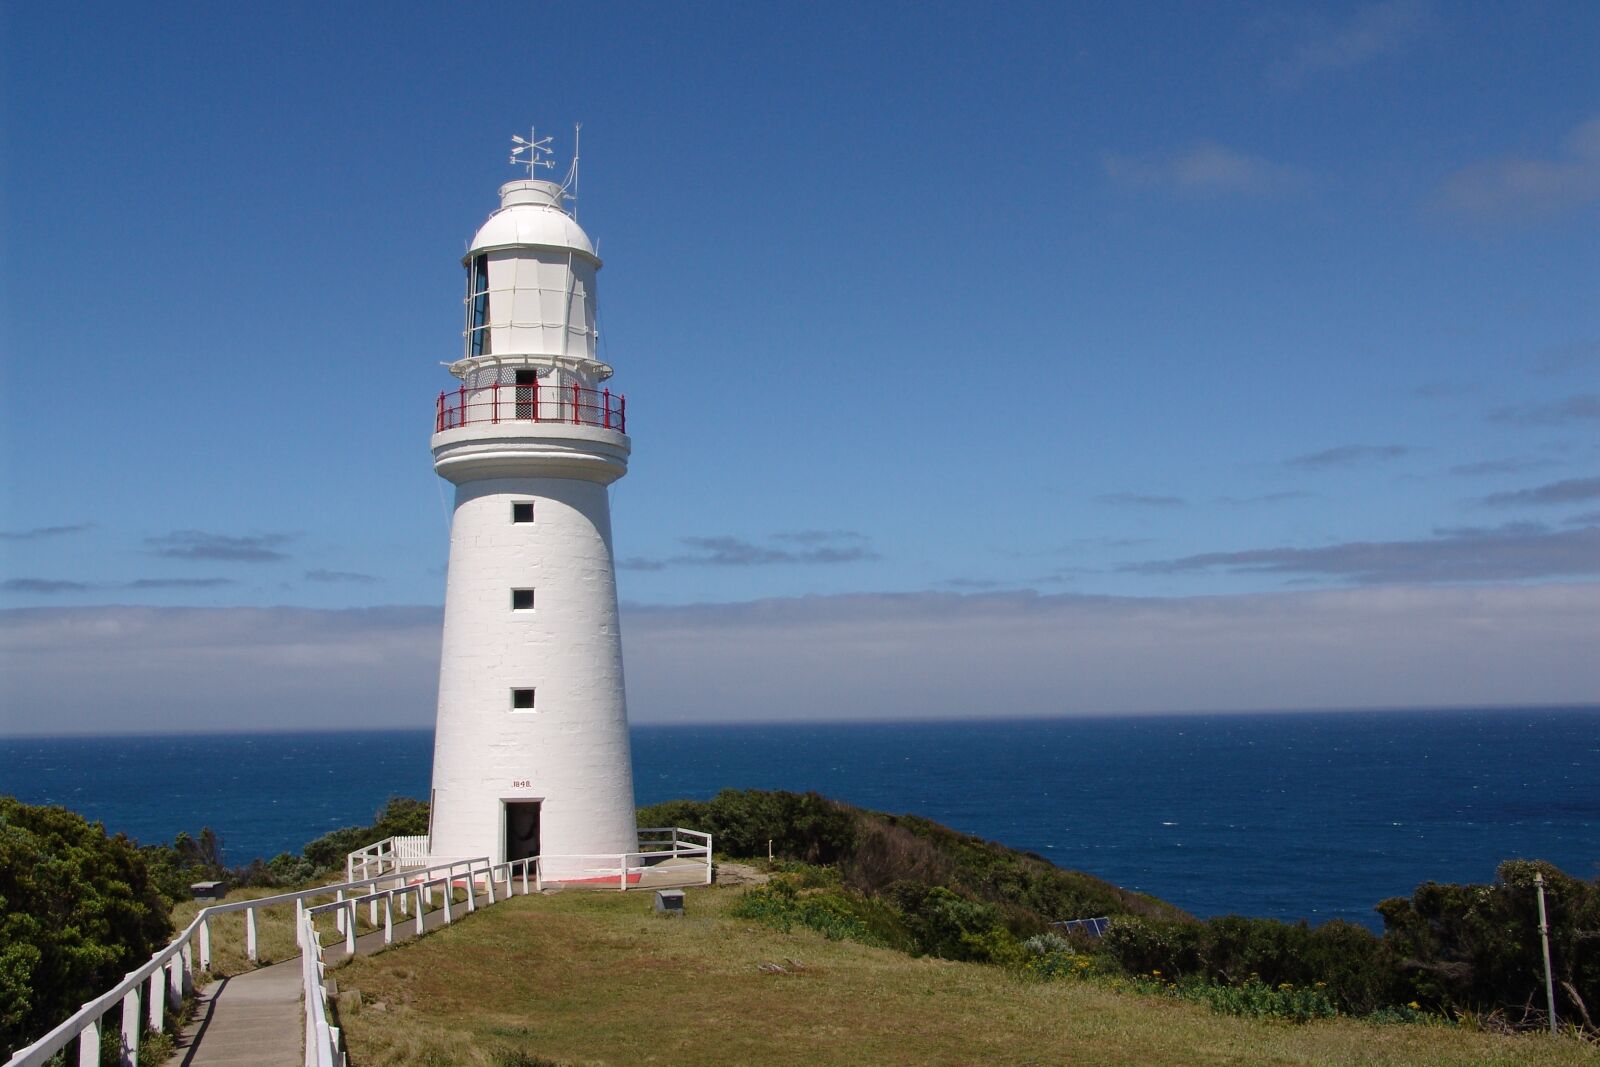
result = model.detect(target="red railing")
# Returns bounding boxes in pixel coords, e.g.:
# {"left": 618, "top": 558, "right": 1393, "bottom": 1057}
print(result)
{"left": 435, "top": 381, "right": 626, "bottom": 434}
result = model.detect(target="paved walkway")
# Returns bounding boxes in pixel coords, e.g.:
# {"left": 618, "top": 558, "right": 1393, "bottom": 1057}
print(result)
{"left": 173, "top": 891, "right": 463, "bottom": 1065}
{"left": 173, "top": 960, "right": 301, "bottom": 1067}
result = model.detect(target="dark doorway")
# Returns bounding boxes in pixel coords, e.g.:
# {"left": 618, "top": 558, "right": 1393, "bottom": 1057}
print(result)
{"left": 515, "top": 368, "right": 539, "bottom": 419}
{"left": 504, "top": 801, "right": 541, "bottom": 863}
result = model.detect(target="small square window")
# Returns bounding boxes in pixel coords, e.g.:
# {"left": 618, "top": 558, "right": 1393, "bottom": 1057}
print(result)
{"left": 511, "top": 688, "right": 535, "bottom": 711}
{"left": 511, "top": 502, "right": 534, "bottom": 523}
{"left": 511, "top": 588, "right": 535, "bottom": 611}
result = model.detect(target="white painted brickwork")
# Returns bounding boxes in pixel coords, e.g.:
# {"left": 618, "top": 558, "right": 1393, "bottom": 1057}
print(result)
{"left": 426, "top": 176, "right": 639, "bottom": 874}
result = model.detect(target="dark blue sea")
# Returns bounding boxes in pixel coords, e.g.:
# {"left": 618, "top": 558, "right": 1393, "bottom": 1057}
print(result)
{"left": 3, "top": 709, "right": 1596, "bottom": 930}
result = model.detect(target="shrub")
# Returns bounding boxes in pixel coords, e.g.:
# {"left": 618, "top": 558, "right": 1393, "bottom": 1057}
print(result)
{"left": 0, "top": 798, "right": 173, "bottom": 1057}
{"left": 890, "top": 883, "right": 1022, "bottom": 964}
{"left": 302, "top": 796, "right": 431, "bottom": 874}
{"left": 1182, "top": 977, "right": 1338, "bottom": 1024}
{"left": 636, "top": 790, "right": 856, "bottom": 865}
{"left": 730, "top": 878, "right": 902, "bottom": 948}
{"left": 1378, "top": 859, "right": 1599, "bottom": 1029}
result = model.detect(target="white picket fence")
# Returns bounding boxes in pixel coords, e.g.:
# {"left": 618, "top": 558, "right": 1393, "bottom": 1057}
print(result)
{"left": 7, "top": 831, "right": 713, "bottom": 1067}
{"left": 347, "top": 827, "right": 714, "bottom": 889}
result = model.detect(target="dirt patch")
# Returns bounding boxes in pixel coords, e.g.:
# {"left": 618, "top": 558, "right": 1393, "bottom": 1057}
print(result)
{"left": 715, "top": 861, "right": 770, "bottom": 887}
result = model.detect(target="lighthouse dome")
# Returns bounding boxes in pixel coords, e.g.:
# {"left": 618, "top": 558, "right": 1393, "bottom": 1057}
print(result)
{"left": 467, "top": 180, "right": 597, "bottom": 262}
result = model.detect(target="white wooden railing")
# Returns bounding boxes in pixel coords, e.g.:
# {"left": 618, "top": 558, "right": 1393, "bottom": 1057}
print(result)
{"left": 346, "top": 827, "right": 713, "bottom": 890}
{"left": 345, "top": 834, "right": 428, "bottom": 882}
{"left": 7, "top": 830, "right": 712, "bottom": 1067}
{"left": 300, "top": 855, "right": 497, "bottom": 1067}
{"left": 4, "top": 856, "right": 489, "bottom": 1067}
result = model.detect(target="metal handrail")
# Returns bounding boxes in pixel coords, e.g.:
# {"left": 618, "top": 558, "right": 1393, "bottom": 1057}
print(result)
{"left": 435, "top": 381, "right": 626, "bottom": 433}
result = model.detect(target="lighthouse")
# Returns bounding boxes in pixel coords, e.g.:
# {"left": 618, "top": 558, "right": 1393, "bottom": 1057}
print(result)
{"left": 425, "top": 131, "right": 638, "bottom": 873}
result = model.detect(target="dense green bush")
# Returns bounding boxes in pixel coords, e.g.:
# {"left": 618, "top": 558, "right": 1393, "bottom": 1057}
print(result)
{"left": 302, "top": 796, "right": 431, "bottom": 874}
{"left": 636, "top": 789, "right": 857, "bottom": 864}
{"left": 1378, "top": 859, "right": 1599, "bottom": 1028}
{"left": 141, "top": 826, "right": 230, "bottom": 901}
{"left": 729, "top": 875, "right": 905, "bottom": 948}
{"left": 844, "top": 812, "right": 1188, "bottom": 928}
{"left": 1100, "top": 914, "right": 1403, "bottom": 1016}
{"left": 0, "top": 798, "right": 173, "bottom": 1058}
{"left": 889, "top": 882, "right": 1022, "bottom": 964}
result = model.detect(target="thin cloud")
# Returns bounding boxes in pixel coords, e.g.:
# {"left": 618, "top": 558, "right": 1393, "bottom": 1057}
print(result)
{"left": 1102, "top": 142, "right": 1304, "bottom": 197}
{"left": 1565, "top": 510, "right": 1600, "bottom": 526}
{"left": 1218, "top": 491, "right": 1315, "bottom": 506}
{"left": 1269, "top": 0, "right": 1431, "bottom": 88}
{"left": 940, "top": 577, "right": 1004, "bottom": 591}
{"left": 1449, "top": 457, "right": 1555, "bottom": 478}
{"left": 8, "top": 586, "right": 1596, "bottom": 731}
{"left": 1435, "top": 116, "right": 1600, "bottom": 221}
{"left": 1534, "top": 340, "right": 1600, "bottom": 377}
{"left": 1095, "top": 493, "right": 1187, "bottom": 509}
{"left": 1124, "top": 524, "right": 1600, "bottom": 584}
{"left": 620, "top": 532, "right": 880, "bottom": 571}
{"left": 1487, "top": 394, "right": 1600, "bottom": 426}
{"left": 1481, "top": 476, "right": 1600, "bottom": 508}
{"left": 1286, "top": 444, "right": 1410, "bottom": 469}
{"left": 2, "top": 578, "right": 91, "bottom": 594}
{"left": 146, "top": 530, "right": 294, "bottom": 562}
{"left": 0, "top": 523, "right": 95, "bottom": 541}
{"left": 305, "top": 569, "right": 380, "bottom": 585}
{"left": 125, "top": 578, "right": 235, "bottom": 590}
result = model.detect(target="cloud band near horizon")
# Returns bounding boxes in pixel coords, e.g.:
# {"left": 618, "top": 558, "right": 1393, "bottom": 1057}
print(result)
{"left": 2, "top": 584, "right": 1595, "bottom": 735}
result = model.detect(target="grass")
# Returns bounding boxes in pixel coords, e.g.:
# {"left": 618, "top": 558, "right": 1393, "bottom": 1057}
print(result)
{"left": 330, "top": 884, "right": 1594, "bottom": 1067}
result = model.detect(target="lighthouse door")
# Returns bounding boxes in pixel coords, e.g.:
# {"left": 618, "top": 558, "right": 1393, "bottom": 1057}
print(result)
{"left": 503, "top": 801, "right": 541, "bottom": 863}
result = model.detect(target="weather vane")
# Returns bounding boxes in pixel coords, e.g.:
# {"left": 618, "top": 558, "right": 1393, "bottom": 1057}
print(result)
{"left": 509, "top": 127, "right": 555, "bottom": 178}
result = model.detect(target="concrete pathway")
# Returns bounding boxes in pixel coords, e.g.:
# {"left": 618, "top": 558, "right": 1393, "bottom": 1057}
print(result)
{"left": 173, "top": 891, "right": 465, "bottom": 1065}
{"left": 173, "top": 960, "right": 301, "bottom": 1067}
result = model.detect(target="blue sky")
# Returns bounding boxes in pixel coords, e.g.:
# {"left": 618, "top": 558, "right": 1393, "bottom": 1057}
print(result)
{"left": 2, "top": 2, "right": 1597, "bottom": 730}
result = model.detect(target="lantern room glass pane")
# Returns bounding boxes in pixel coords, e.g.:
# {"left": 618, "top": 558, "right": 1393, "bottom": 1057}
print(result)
{"left": 469, "top": 254, "right": 490, "bottom": 357}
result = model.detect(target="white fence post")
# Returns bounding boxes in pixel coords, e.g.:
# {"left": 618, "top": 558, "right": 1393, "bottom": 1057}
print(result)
{"left": 76, "top": 1016, "right": 100, "bottom": 1067}
{"left": 147, "top": 965, "right": 164, "bottom": 1030}
{"left": 245, "top": 906, "right": 259, "bottom": 962}
{"left": 166, "top": 956, "right": 184, "bottom": 1009}
{"left": 706, "top": 832, "right": 714, "bottom": 885}
{"left": 383, "top": 894, "right": 394, "bottom": 944}
{"left": 181, "top": 941, "right": 194, "bottom": 995}
{"left": 199, "top": 916, "right": 212, "bottom": 971}
{"left": 334, "top": 890, "right": 346, "bottom": 933}
{"left": 120, "top": 987, "right": 140, "bottom": 1065}
{"left": 344, "top": 902, "right": 357, "bottom": 955}
{"left": 441, "top": 880, "right": 453, "bottom": 924}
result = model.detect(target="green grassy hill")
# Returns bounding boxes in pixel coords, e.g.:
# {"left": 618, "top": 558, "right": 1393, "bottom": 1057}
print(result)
{"left": 329, "top": 884, "right": 1588, "bottom": 1067}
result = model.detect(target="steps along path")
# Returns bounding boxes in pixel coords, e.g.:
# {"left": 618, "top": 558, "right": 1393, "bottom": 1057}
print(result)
{"left": 173, "top": 897, "right": 460, "bottom": 1065}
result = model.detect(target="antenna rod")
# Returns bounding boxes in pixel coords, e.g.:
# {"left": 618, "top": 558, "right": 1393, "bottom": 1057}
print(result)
{"left": 572, "top": 122, "right": 582, "bottom": 222}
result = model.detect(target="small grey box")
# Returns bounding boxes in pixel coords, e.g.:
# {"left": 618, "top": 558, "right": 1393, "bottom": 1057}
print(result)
{"left": 654, "top": 889, "right": 685, "bottom": 915}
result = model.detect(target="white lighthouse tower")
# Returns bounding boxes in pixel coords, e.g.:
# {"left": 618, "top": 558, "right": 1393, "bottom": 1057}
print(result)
{"left": 426, "top": 131, "right": 638, "bottom": 873}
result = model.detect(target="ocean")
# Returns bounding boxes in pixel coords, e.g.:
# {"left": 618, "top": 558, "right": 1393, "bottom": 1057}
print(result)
{"left": 3, "top": 708, "right": 1596, "bottom": 931}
